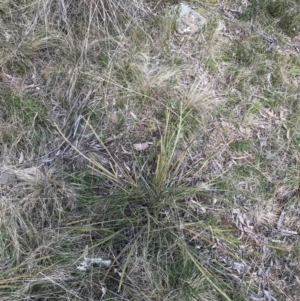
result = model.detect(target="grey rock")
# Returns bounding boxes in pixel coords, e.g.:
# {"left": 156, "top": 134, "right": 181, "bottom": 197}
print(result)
{"left": 175, "top": 3, "right": 207, "bottom": 35}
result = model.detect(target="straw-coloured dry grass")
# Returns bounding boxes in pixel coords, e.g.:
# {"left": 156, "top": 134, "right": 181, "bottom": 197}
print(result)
{"left": 1, "top": 0, "right": 300, "bottom": 300}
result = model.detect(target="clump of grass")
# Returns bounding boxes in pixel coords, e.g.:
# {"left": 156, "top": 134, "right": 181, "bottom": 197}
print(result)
{"left": 264, "top": 0, "right": 300, "bottom": 36}
{"left": 240, "top": 0, "right": 300, "bottom": 36}
{"left": 55, "top": 105, "right": 244, "bottom": 300}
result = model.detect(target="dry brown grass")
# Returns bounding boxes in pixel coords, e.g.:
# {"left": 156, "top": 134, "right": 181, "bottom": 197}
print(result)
{"left": 1, "top": 0, "right": 300, "bottom": 300}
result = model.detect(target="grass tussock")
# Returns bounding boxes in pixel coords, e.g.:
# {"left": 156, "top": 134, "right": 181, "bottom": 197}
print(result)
{"left": 1, "top": 0, "right": 300, "bottom": 300}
